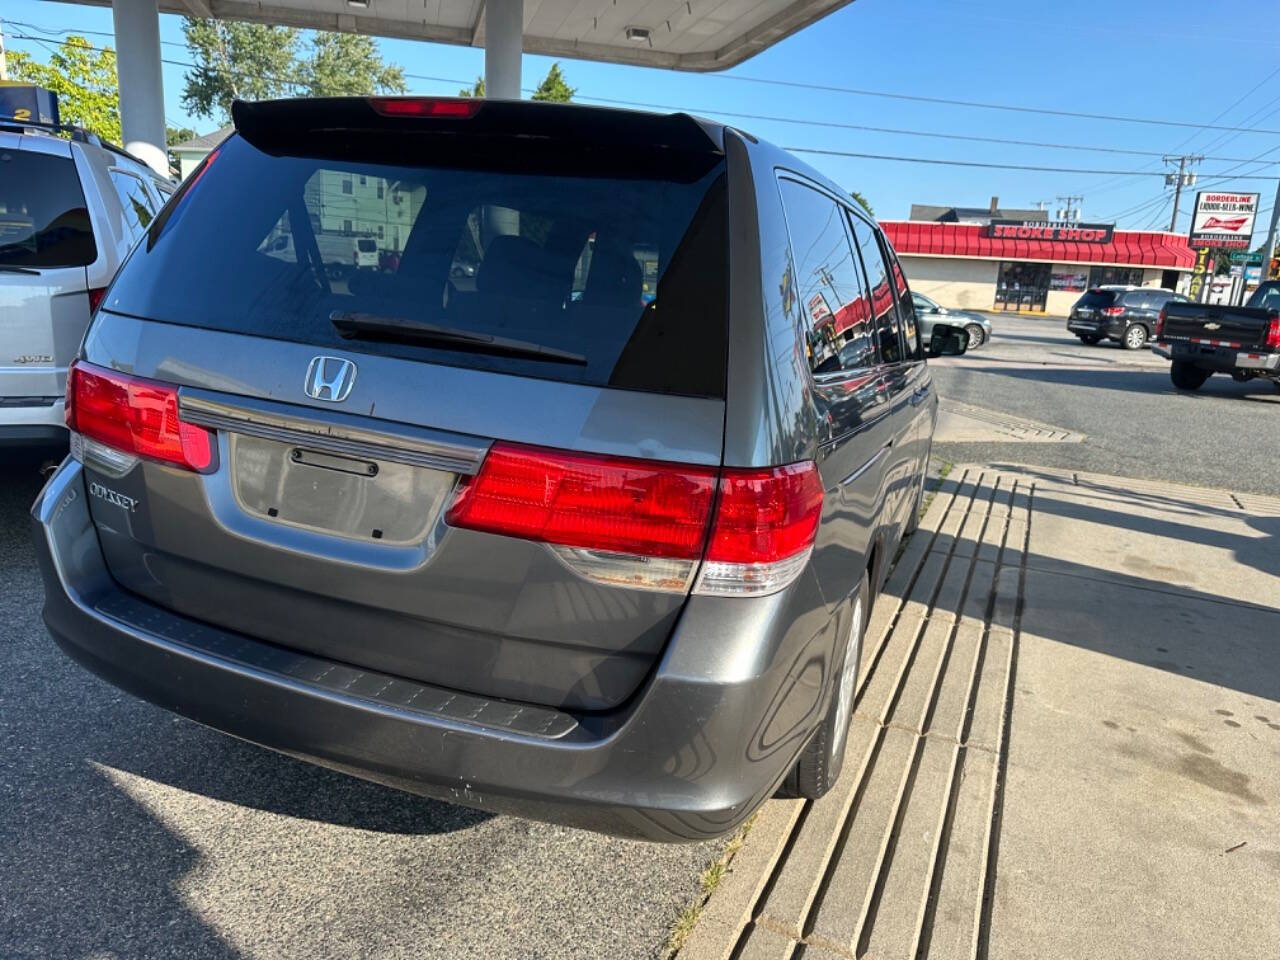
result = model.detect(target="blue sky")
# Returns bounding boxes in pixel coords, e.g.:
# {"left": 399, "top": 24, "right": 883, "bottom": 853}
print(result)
{"left": 5, "top": 0, "right": 1279, "bottom": 242}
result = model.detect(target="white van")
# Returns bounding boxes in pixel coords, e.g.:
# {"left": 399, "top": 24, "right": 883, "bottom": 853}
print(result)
{"left": 0, "top": 121, "right": 173, "bottom": 446}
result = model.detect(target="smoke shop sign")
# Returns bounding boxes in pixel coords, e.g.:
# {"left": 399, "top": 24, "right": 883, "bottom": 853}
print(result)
{"left": 988, "top": 220, "right": 1115, "bottom": 243}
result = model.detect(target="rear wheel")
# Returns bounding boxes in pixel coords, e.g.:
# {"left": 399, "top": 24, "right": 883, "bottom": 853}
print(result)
{"left": 1171, "top": 360, "right": 1211, "bottom": 391}
{"left": 1123, "top": 324, "right": 1149, "bottom": 350}
{"left": 779, "top": 571, "right": 870, "bottom": 800}
{"left": 1078, "top": 334, "right": 1102, "bottom": 345}
{"left": 964, "top": 323, "right": 986, "bottom": 348}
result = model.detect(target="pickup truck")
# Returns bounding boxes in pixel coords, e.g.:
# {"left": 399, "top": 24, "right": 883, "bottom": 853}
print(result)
{"left": 1153, "top": 280, "right": 1280, "bottom": 392}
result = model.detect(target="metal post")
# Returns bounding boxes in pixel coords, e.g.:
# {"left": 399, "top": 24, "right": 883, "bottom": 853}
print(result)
{"left": 111, "top": 0, "right": 168, "bottom": 176}
{"left": 1262, "top": 178, "right": 1280, "bottom": 281}
{"left": 0, "top": 20, "right": 9, "bottom": 81}
{"left": 484, "top": 0, "right": 523, "bottom": 100}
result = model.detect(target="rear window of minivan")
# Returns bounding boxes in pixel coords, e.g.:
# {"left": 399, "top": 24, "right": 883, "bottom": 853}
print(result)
{"left": 0, "top": 149, "right": 97, "bottom": 268}
{"left": 106, "top": 134, "right": 729, "bottom": 399}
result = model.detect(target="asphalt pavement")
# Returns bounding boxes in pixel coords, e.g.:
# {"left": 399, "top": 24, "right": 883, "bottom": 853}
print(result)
{"left": 929, "top": 312, "right": 1280, "bottom": 496}
{"left": 0, "top": 451, "right": 713, "bottom": 960}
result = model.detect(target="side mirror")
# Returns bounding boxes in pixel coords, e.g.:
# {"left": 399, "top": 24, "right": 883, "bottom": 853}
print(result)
{"left": 931, "top": 306, "right": 943, "bottom": 314}
{"left": 928, "top": 322, "right": 968, "bottom": 357}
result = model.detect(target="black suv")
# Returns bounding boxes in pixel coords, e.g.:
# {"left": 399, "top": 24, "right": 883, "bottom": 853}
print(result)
{"left": 1067, "top": 285, "right": 1189, "bottom": 350}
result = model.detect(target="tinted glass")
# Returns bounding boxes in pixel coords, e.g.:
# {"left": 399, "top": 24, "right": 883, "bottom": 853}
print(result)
{"left": 107, "top": 135, "right": 729, "bottom": 398}
{"left": 109, "top": 170, "right": 156, "bottom": 235}
{"left": 777, "top": 179, "right": 876, "bottom": 376}
{"left": 1075, "top": 290, "right": 1120, "bottom": 309}
{"left": 849, "top": 214, "right": 902, "bottom": 364}
{"left": 0, "top": 149, "right": 96, "bottom": 268}
{"left": 884, "top": 242, "right": 920, "bottom": 359}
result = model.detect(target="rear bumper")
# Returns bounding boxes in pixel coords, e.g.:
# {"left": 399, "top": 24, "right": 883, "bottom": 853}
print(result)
{"left": 1067, "top": 317, "right": 1125, "bottom": 338}
{"left": 31, "top": 459, "right": 836, "bottom": 842}
{"left": 0, "top": 397, "right": 66, "bottom": 446}
{"left": 1154, "top": 341, "right": 1280, "bottom": 373}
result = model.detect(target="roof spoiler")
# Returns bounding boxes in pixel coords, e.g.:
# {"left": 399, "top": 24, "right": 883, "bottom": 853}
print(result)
{"left": 231, "top": 97, "right": 725, "bottom": 157}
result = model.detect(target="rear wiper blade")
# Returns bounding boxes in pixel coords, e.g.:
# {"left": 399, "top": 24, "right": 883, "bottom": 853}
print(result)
{"left": 0, "top": 265, "right": 40, "bottom": 275}
{"left": 329, "top": 311, "right": 587, "bottom": 366}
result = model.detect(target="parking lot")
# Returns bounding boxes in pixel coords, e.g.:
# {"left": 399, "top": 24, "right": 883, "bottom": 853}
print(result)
{"left": 3, "top": 311, "right": 1278, "bottom": 960}
{"left": 928, "top": 312, "right": 1280, "bottom": 496}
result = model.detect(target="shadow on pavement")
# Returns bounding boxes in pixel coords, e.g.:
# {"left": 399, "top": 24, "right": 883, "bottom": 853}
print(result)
{"left": 1, "top": 454, "right": 491, "bottom": 959}
{"left": 913, "top": 466, "right": 1280, "bottom": 705}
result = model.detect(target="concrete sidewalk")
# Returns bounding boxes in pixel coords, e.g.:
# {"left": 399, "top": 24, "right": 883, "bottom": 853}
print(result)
{"left": 678, "top": 465, "right": 1280, "bottom": 960}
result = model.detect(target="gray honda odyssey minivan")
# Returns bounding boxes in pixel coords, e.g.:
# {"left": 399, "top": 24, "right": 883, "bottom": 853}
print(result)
{"left": 32, "top": 97, "right": 966, "bottom": 842}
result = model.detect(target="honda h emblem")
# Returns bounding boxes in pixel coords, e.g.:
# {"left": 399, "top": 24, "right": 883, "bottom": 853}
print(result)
{"left": 304, "top": 356, "right": 357, "bottom": 402}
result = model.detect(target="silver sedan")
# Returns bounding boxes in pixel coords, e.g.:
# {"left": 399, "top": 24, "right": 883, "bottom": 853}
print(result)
{"left": 912, "top": 292, "right": 993, "bottom": 349}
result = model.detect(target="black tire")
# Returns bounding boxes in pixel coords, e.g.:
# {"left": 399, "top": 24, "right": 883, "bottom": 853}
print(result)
{"left": 779, "top": 571, "right": 870, "bottom": 800}
{"left": 964, "top": 323, "right": 986, "bottom": 348}
{"left": 1078, "top": 334, "right": 1102, "bottom": 345}
{"left": 1122, "top": 324, "right": 1149, "bottom": 350}
{"left": 1171, "top": 360, "right": 1211, "bottom": 391}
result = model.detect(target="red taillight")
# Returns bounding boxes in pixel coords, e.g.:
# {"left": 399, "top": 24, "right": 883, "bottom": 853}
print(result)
{"left": 706, "top": 463, "right": 824, "bottom": 565}
{"left": 369, "top": 97, "right": 481, "bottom": 119}
{"left": 446, "top": 442, "right": 718, "bottom": 559}
{"left": 1266, "top": 314, "right": 1280, "bottom": 350}
{"left": 1101, "top": 306, "right": 1125, "bottom": 317}
{"left": 87, "top": 287, "right": 107, "bottom": 314}
{"left": 1155, "top": 305, "right": 1167, "bottom": 339}
{"left": 446, "top": 444, "right": 824, "bottom": 595}
{"left": 66, "top": 361, "right": 214, "bottom": 472}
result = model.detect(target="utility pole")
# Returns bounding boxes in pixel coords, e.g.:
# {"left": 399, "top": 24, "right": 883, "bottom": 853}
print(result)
{"left": 0, "top": 20, "right": 9, "bottom": 81}
{"left": 1261, "top": 180, "right": 1280, "bottom": 281}
{"left": 1164, "top": 154, "right": 1203, "bottom": 232}
{"left": 1055, "top": 195, "right": 1084, "bottom": 221}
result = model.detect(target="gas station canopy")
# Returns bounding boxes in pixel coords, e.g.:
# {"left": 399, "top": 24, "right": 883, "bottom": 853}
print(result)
{"left": 80, "top": 0, "right": 854, "bottom": 71}
{"left": 70, "top": 0, "right": 854, "bottom": 177}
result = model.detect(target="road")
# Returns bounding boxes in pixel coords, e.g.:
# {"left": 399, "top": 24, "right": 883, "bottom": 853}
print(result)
{"left": 929, "top": 312, "right": 1280, "bottom": 496}
{"left": 0, "top": 451, "right": 712, "bottom": 960}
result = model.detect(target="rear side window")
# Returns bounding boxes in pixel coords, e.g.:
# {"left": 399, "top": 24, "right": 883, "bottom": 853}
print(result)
{"left": 777, "top": 179, "right": 876, "bottom": 377}
{"left": 107, "top": 134, "right": 728, "bottom": 398}
{"left": 109, "top": 170, "right": 157, "bottom": 235}
{"left": 0, "top": 149, "right": 97, "bottom": 268}
{"left": 848, "top": 214, "right": 903, "bottom": 364}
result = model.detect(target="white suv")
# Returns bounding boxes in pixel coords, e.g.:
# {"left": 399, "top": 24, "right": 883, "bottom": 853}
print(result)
{"left": 0, "top": 121, "right": 173, "bottom": 446}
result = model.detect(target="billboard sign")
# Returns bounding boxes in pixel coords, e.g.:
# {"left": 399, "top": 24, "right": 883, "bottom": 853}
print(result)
{"left": 988, "top": 220, "right": 1113, "bottom": 243}
{"left": 1188, "top": 192, "right": 1259, "bottom": 250}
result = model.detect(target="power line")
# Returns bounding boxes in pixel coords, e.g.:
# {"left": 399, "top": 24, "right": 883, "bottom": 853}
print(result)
{"left": 782, "top": 147, "right": 1280, "bottom": 179}
{"left": 696, "top": 73, "right": 1280, "bottom": 136}
{"left": 12, "top": 20, "right": 1280, "bottom": 137}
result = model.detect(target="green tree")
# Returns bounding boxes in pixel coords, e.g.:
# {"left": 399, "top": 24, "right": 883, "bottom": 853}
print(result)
{"left": 181, "top": 20, "right": 303, "bottom": 121}
{"left": 300, "top": 32, "right": 406, "bottom": 97}
{"left": 181, "top": 22, "right": 405, "bottom": 122}
{"left": 458, "top": 64, "right": 574, "bottom": 101}
{"left": 166, "top": 125, "right": 197, "bottom": 146}
{"left": 850, "top": 190, "right": 874, "bottom": 217}
{"left": 531, "top": 63, "right": 574, "bottom": 102}
{"left": 7, "top": 37, "right": 121, "bottom": 143}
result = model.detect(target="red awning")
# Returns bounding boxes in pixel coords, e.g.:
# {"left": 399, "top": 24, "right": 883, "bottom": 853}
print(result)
{"left": 881, "top": 221, "right": 1196, "bottom": 269}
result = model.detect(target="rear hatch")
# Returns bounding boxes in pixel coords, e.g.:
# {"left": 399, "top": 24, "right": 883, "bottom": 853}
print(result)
{"left": 0, "top": 139, "right": 96, "bottom": 406}
{"left": 1161, "top": 296, "right": 1279, "bottom": 349}
{"left": 77, "top": 98, "right": 731, "bottom": 712}
{"left": 1069, "top": 289, "right": 1118, "bottom": 322}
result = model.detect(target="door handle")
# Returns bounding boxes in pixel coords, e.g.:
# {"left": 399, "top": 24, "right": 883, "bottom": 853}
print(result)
{"left": 909, "top": 386, "right": 930, "bottom": 406}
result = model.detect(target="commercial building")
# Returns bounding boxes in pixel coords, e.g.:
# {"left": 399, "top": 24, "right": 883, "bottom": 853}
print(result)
{"left": 885, "top": 201, "right": 1196, "bottom": 316}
